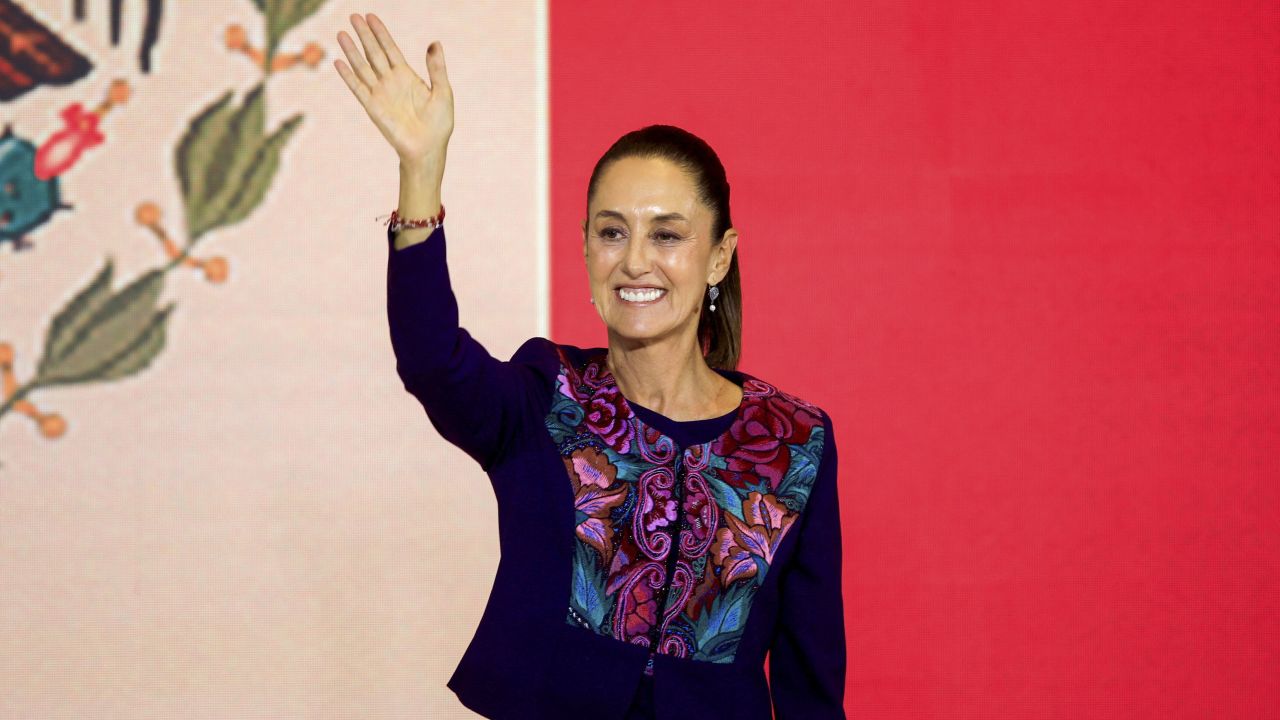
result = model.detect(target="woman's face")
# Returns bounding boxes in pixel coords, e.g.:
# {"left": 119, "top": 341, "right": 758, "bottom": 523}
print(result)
{"left": 582, "top": 155, "right": 737, "bottom": 346}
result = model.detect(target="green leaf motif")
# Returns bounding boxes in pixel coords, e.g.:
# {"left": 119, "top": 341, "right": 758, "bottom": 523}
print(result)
{"left": 706, "top": 473, "right": 746, "bottom": 522}
{"left": 175, "top": 89, "right": 238, "bottom": 235}
{"left": 568, "top": 541, "right": 609, "bottom": 633}
{"left": 216, "top": 113, "right": 303, "bottom": 230}
{"left": 36, "top": 268, "right": 170, "bottom": 386}
{"left": 691, "top": 581, "right": 753, "bottom": 663}
{"left": 695, "top": 628, "right": 747, "bottom": 664}
{"left": 776, "top": 425, "right": 824, "bottom": 510}
{"left": 176, "top": 82, "right": 304, "bottom": 241}
{"left": 41, "top": 257, "right": 115, "bottom": 365}
{"left": 95, "top": 304, "right": 175, "bottom": 382}
{"left": 263, "top": 0, "right": 328, "bottom": 56}
{"left": 605, "top": 448, "right": 644, "bottom": 484}
{"left": 185, "top": 84, "right": 267, "bottom": 239}
{"left": 545, "top": 395, "right": 586, "bottom": 443}
{"left": 175, "top": 90, "right": 235, "bottom": 227}
{"left": 197, "top": 82, "right": 267, "bottom": 229}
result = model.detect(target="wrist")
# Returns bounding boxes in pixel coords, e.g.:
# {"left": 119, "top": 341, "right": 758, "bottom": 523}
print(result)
{"left": 398, "top": 151, "right": 446, "bottom": 178}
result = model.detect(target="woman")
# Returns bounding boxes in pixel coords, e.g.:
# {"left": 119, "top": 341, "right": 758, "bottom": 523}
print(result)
{"left": 335, "top": 13, "right": 845, "bottom": 720}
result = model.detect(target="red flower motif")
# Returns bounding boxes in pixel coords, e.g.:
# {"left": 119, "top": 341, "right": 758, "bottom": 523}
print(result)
{"left": 584, "top": 384, "right": 633, "bottom": 453}
{"left": 713, "top": 393, "right": 820, "bottom": 489}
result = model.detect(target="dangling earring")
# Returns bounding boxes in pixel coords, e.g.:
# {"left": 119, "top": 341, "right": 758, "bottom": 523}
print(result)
{"left": 708, "top": 284, "right": 720, "bottom": 312}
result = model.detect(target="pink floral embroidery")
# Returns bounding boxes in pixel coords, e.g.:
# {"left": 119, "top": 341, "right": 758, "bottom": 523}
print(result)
{"left": 564, "top": 447, "right": 626, "bottom": 567}
{"left": 584, "top": 384, "right": 633, "bottom": 453}
{"left": 642, "top": 485, "right": 678, "bottom": 532}
{"left": 711, "top": 491, "right": 797, "bottom": 587}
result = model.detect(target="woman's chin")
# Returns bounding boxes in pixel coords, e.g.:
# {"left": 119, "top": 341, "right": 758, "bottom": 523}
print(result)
{"left": 605, "top": 317, "right": 688, "bottom": 345}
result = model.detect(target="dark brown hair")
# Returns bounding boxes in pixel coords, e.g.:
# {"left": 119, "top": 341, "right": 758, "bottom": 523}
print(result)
{"left": 586, "top": 124, "right": 741, "bottom": 370}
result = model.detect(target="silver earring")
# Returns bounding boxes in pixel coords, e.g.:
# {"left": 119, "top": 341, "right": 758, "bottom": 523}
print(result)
{"left": 589, "top": 296, "right": 595, "bottom": 304}
{"left": 708, "top": 284, "right": 720, "bottom": 312}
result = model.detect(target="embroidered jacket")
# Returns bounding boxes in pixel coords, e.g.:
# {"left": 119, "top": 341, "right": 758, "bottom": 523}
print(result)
{"left": 386, "top": 223, "right": 846, "bottom": 719}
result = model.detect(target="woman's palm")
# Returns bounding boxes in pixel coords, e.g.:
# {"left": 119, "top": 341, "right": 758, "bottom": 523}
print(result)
{"left": 334, "top": 13, "right": 453, "bottom": 163}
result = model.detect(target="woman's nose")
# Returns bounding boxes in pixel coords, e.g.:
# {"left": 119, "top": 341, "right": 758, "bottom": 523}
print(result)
{"left": 623, "top": 236, "right": 651, "bottom": 275}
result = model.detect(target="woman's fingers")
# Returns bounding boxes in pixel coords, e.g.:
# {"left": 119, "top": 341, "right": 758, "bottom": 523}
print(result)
{"left": 333, "top": 57, "right": 371, "bottom": 108}
{"left": 333, "top": 14, "right": 453, "bottom": 161}
{"left": 366, "top": 14, "right": 407, "bottom": 69}
{"left": 350, "top": 14, "right": 390, "bottom": 78}
{"left": 425, "top": 41, "right": 451, "bottom": 96}
{"left": 336, "top": 30, "right": 377, "bottom": 88}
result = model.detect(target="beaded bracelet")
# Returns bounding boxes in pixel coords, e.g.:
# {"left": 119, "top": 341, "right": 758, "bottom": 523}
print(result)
{"left": 376, "top": 203, "right": 446, "bottom": 232}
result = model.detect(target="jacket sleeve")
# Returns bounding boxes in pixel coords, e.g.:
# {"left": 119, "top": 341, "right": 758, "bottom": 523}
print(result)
{"left": 385, "top": 222, "right": 549, "bottom": 472}
{"left": 769, "top": 408, "right": 847, "bottom": 719}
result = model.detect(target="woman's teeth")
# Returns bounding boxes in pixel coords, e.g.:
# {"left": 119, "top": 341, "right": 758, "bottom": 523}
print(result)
{"left": 618, "top": 287, "right": 666, "bottom": 302}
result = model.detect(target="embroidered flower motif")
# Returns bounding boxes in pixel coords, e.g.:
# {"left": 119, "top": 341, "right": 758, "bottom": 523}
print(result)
{"left": 584, "top": 384, "right": 632, "bottom": 453}
{"left": 564, "top": 447, "right": 627, "bottom": 566}
{"left": 713, "top": 394, "right": 821, "bottom": 490}
{"left": 641, "top": 484, "right": 678, "bottom": 533}
{"left": 711, "top": 491, "right": 796, "bottom": 587}
{"left": 567, "top": 445, "right": 617, "bottom": 489}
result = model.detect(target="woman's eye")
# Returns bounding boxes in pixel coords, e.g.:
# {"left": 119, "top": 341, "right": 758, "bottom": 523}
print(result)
{"left": 596, "top": 228, "right": 679, "bottom": 242}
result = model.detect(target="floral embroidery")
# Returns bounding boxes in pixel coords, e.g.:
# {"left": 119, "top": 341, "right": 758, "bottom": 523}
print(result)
{"left": 716, "top": 393, "right": 823, "bottom": 490}
{"left": 548, "top": 347, "right": 825, "bottom": 665}
{"left": 711, "top": 491, "right": 796, "bottom": 586}
{"left": 564, "top": 447, "right": 626, "bottom": 567}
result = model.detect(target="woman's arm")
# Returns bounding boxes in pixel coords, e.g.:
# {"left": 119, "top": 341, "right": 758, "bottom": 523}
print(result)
{"left": 390, "top": 158, "right": 444, "bottom": 251}
{"left": 769, "top": 409, "right": 847, "bottom": 718}
{"left": 338, "top": 16, "right": 550, "bottom": 470}
{"left": 386, "top": 214, "right": 549, "bottom": 471}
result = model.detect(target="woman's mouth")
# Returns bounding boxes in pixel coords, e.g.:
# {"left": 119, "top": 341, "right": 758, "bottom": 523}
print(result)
{"left": 616, "top": 287, "right": 667, "bottom": 305}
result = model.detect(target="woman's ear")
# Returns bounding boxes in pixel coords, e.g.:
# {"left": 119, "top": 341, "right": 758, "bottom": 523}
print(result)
{"left": 581, "top": 219, "right": 589, "bottom": 258}
{"left": 713, "top": 227, "right": 739, "bottom": 281}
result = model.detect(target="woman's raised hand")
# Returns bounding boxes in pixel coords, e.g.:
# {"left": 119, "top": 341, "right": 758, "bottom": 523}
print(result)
{"left": 334, "top": 13, "right": 453, "bottom": 167}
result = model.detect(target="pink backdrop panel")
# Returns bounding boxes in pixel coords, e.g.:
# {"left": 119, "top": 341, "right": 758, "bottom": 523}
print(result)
{"left": 550, "top": 1, "right": 1279, "bottom": 717}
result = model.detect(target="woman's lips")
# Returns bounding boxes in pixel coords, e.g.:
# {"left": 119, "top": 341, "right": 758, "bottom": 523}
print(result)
{"left": 616, "top": 287, "right": 667, "bottom": 305}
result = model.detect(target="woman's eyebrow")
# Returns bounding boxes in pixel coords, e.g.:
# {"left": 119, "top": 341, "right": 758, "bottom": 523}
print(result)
{"left": 594, "top": 210, "right": 690, "bottom": 223}
{"left": 651, "top": 212, "right": 690, "bottom": 223}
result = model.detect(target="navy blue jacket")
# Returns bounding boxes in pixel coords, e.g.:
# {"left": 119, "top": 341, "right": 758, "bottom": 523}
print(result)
{"left": 386, "top": 223, "right": 846, "bottom": 719}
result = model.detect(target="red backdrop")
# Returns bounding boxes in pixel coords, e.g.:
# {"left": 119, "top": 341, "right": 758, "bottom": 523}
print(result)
{"left": 550, "top": 2, "right": 1279, "bottom": 716}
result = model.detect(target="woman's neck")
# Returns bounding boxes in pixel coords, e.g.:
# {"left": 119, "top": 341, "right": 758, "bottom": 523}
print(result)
{"left": 604, "top": 331, "right": 742, "bottom": 421}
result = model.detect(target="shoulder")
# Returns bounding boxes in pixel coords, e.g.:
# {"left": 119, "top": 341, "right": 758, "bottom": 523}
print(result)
{"left": 509, "top": 338, "right": 602, "bottom": 384}
{"left": 735, "top": 368, "right": 832, "bottom": 441}
{"left": 511, "top": 338, "right": 599, "bottom": 365}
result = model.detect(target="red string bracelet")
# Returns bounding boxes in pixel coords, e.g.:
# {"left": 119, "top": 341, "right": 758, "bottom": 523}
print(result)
{"left": 376, "top": 203, "right": 446, "bottom": 232}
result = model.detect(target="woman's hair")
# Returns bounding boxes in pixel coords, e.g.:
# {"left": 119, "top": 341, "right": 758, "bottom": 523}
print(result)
{"left": 586, "top": 124, "right": 742, "bottom": 370}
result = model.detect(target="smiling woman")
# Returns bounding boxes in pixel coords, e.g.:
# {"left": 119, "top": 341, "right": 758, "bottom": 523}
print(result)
{"left": 579, "top": 130, "right": 746, "bottom": 425}
{"left": 583, "top": 129, "right": 743, "bottom": 379}
{"left": 336, "top": 12, "right": 845, "bottom": 720}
